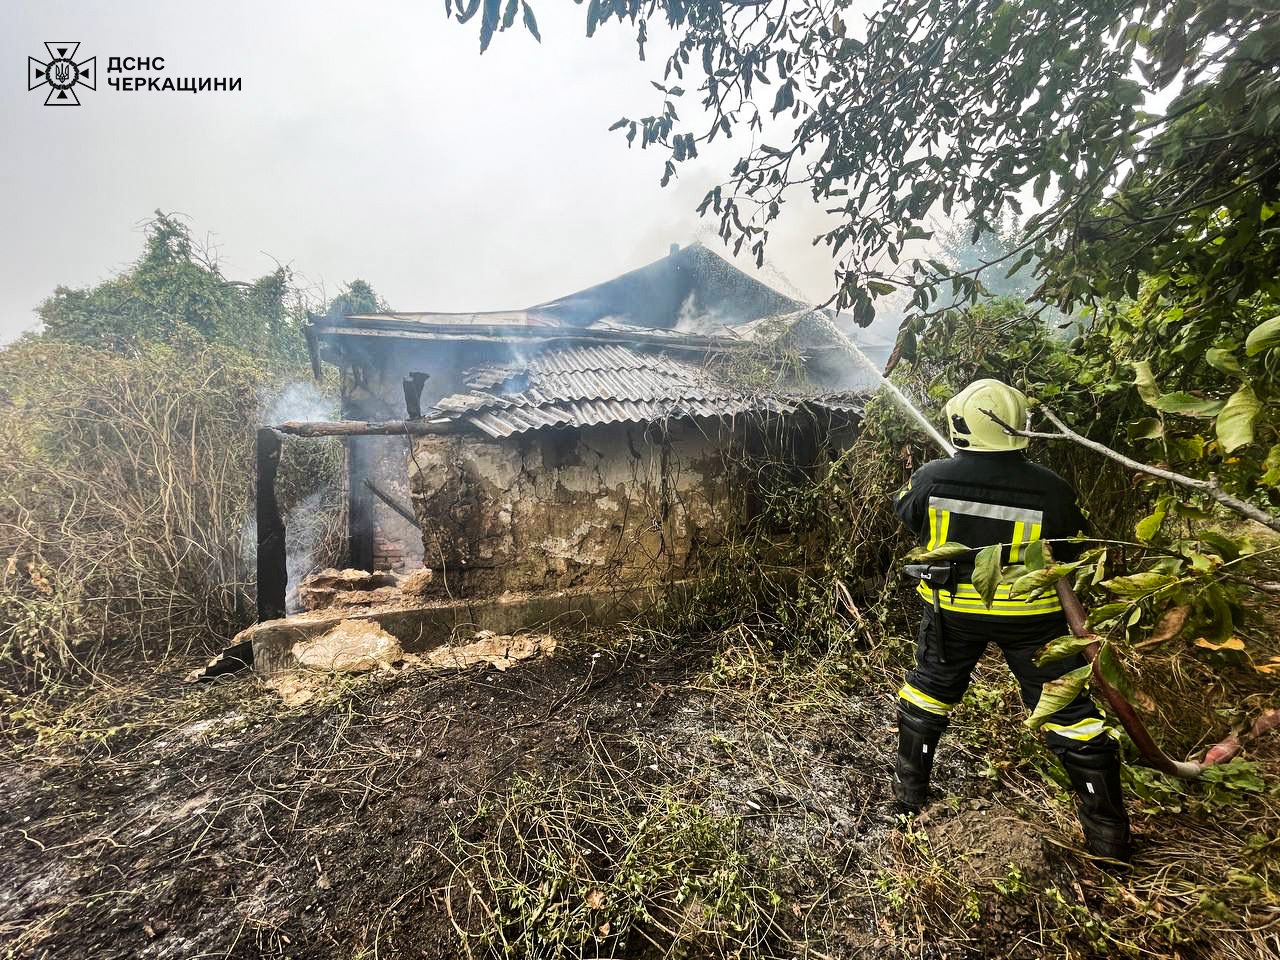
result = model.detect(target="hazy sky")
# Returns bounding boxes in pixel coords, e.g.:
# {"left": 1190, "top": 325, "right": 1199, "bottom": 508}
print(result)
{"left": 0, "top": 0, "right": 852, "bottom": 342}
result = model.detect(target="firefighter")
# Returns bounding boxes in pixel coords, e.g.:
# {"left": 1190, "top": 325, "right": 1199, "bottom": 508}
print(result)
{"left": 891, "top": 378, "right": 1132, "bottom": 862}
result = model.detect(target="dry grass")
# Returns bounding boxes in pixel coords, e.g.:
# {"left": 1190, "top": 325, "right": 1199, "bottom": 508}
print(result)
{"left": 442, "top": 742, "right": 791, "bottom": 959}
{"left": 0, "top": 338, "right": 343, "bottom": 689}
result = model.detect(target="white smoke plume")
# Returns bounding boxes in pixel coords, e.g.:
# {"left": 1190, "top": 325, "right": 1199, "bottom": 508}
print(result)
{"left": 260, "top": 379, "right": 337, "bottom": 425}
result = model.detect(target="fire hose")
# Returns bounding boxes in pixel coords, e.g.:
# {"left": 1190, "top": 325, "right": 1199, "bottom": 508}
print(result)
{"left": 1055, "top": 577, "right": 1280, "bottom": 778}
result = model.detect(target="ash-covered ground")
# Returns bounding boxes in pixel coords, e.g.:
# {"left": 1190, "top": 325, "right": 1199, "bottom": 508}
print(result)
{"left": 2, "top": 632, "right": 1262, "bottom": 959}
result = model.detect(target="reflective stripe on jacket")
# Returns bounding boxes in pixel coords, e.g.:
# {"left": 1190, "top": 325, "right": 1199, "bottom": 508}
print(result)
{"left": 895, "top": 451, "right": 1088, "bottom": 617}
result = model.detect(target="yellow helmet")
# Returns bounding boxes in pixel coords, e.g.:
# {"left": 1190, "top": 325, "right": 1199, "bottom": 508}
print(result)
{"left": 943, "top": 379, "right": 1029, "bottom": 452}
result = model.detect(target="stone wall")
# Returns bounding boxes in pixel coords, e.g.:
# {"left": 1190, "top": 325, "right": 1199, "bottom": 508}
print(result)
{"left": 409, "top": 420, "right": 742, "bottom": 596}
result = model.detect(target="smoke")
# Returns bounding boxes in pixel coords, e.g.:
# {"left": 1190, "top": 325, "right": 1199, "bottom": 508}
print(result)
{"left": 672, "top": 289, "right": 729, "bottom": 336}
{"left": 283, "top": 490, "right": 328, "bottom": 613}
{"left": 259, "top": 379, "right": 337, "bottom": 425}
{"left": 248, "top": 379, "right": 343, "bottom": 616}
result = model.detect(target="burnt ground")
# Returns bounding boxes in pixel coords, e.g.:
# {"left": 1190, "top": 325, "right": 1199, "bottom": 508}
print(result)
{"left": 1, "top": 631, "right": 1277, "bottom": 959}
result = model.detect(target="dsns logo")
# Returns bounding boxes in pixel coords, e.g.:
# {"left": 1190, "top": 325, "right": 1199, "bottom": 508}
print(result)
{"left": 28, "top": 42, "right": 96, "bottom": 106}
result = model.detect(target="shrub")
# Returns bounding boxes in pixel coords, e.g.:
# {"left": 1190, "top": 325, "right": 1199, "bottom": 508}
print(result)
{"left": 0, "top": 336, "right": 341, "bottom": 688}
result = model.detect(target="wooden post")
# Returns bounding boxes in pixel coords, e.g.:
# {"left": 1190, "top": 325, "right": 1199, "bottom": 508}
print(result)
{"left": 256, "top": 428, "right": 287, "bottom": 622}
{"left": 348, "top": 435, "right": 374, "bottom": 571}
{"left": 402, "top": 372, "right": 429, "bottom": 419}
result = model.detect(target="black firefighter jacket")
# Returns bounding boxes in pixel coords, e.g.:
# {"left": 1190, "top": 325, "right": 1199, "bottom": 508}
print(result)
{"left": 893, "top": 450, "right": 1088, "bottom": 616}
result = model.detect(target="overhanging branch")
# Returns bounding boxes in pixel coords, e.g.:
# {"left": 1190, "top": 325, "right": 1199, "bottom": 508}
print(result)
{"left": 983, "top": 405, "right": 1280, "bottom": 534}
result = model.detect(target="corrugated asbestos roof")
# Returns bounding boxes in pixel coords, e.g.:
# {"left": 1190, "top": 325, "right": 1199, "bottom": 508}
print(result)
{"left": 344, "top": 310, "right": 553, "bottom": 327}
{"left": 430, "top": 344, "right": 861, "bottom": 438}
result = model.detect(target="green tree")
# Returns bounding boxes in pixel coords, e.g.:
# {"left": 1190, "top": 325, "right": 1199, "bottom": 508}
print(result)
{"left": 322, "top": 278, "right": 388, "bottom": 321}
{"left": 38, "top": 212, "right": 308, "bottom": 366}
{"left": 2, "top": 216, "right": 384, "bottom": 680}
{"left": 454, "top": 0, "right": 1279, "bottom": 333}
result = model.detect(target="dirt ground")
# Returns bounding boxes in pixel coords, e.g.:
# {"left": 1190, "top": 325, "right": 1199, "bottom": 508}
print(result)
{"left": 1, "top": 631, "right": 1274, "bottom": 959}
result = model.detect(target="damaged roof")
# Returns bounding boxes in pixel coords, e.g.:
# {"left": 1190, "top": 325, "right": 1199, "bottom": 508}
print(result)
{"left": 432, "top": 343, "right": 861, "bottom": 438}
{"left": 525, "top": 242, "right": 800, "bottom": 330}
{"left": 307, "top": 242, "right": 891, "bottom": 370}
{"left": 306, "top": 242, "right": 884, "bottom": 423}
{"left": 316, "top": 243, "right": 802, "bottom": 342}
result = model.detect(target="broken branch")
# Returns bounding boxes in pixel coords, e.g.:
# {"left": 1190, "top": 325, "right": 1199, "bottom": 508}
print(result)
{"left": 984, "top": 405, "right": 1280, "bottom": 534}
{"left": 1054, "top": 578, "right": 1203, "bottom": 778}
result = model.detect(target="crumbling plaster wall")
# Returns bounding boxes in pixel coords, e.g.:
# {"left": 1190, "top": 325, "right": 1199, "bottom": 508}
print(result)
{"left": 409, "top": 420, "right": 742, "bottom": 595}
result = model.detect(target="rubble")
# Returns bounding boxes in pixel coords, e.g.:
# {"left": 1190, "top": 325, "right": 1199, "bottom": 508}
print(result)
{"left": 420, "top": 630, "right": 556, "bottom": 671}
{"left": 398, "top": 567, "right": 436, "bottom": 597}
{"left": 241, "top": 569, "right": 557, "bottom": 702}
{"left": 297, "top": 567, "right": 405, "bottom": 611}
{"left": 266, "top": 627, "right": 555, "bottom": 705}
{"left": 292, "top": 619, "right": 404, "bottom": 673}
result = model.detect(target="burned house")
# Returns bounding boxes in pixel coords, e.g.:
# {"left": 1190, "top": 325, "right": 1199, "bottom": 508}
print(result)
{"left": 301, "top": 243, "right": 883, "bottom": 602}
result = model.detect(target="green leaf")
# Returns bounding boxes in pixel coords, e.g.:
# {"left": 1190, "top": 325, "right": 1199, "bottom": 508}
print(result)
{"left": 1135, "top": 495, "right": 1172, "bottom": 542}
{"left": 972, "top": 543, "right": 1004, "bottom": 608}
{"left": 1126, "top": 417, "right": 1164, "bottom": 441}
{"left": 1173, "top": 501, "right": 1213, "bottom": 520}
{"left": 1094, "top": 643, "right": 1135, "bottom": 699}
{"left": 771, "top": 80, "right": 796, "bottom": 116}
{"left": 1198, "top": 759, "right": 1265, "bottom": 792}
{"left": 1087, "top": 601, "right": 1130, "bottom": 624}
{"left": 1187, "top": 550, "right": 1220, "bottom": 573}
{"left": 1091, "top": 549, "right": 1108, "bottom": 585}
{"left": 1034, "top": 634, "right": 1093, "bottom": 666}
{"left": 1132, "top": 359, "right": 1160, "bottom": 405}
{"left": 1151, "top": 392, "right": 1226, "bottom": 417}
{"left": 1023, "top": 539, "right": 1047, "bottom": 571}
{"left": 906, "top": 541, "right": 970, "bottom": 562}
{"left": 478, "top": 0, "right": 502, "bottom": 51}
{"left": 1215, "top": 383, "right": 1260, "bottom": 453}
{"left": 999, "top": 563, "right": 1029, "bottom": 584}
{"left": 1205, "top": 348, "right": 1243, "bottom": 378}
{"left": 1102, "top": 572, "right": 1177, "bottom": 596}
{"left": 1009, "top": 563, "right": 1079, "bottom": 599}
{"left": 1197, "top": 531, "right": 1243, "bottom": 562}
{"left": 1026, "top": 664, "right": 1093, "bottom": 729}
{"left": 1244, "top": 315, "right": 1280, "bottom": 356}
{"left": 1202, "top": 582, "right": 1235, "bottom": 642}
{"left": 1166, "top": 435, "right": 1207, "bottom": 461}
{"left": 1261, "top": 444, "right": 1280, "bottom": 487}
{"left": 521, "top": 1, "right": 541, "bottom": 42}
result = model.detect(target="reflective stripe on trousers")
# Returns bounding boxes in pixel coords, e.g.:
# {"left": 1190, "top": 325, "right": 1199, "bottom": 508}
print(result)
{"left": 899, "top": 603, "right": 1114, "bottom": 754}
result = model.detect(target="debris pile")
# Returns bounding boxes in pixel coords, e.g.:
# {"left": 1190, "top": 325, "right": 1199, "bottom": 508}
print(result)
{"left": 296, "top": 566, "right": 435, "bottom": 612}
{"left": 269, "top": 623, "right": 555, "bottom": 706}
{"left": 422, "top": 629, "right": 556, "bottom": 671}
{"left": 239, "top": 567, "right": 555, "bottom": 704}
{"left": 292, "top": 619, "right": 404, "bottom": 672}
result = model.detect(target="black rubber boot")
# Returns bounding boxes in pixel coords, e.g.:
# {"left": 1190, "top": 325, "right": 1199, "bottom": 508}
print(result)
{"left": 1059, "top": 747, "right": 1132, "bottom": 863}
{"left": 892, "top": 704, "right": 947, "bottom": 814}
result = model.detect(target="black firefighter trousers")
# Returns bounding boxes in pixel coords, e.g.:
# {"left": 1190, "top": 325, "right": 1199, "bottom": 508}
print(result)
{"left": 899, "top": 604, "right": 1115, "bottom": 756}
